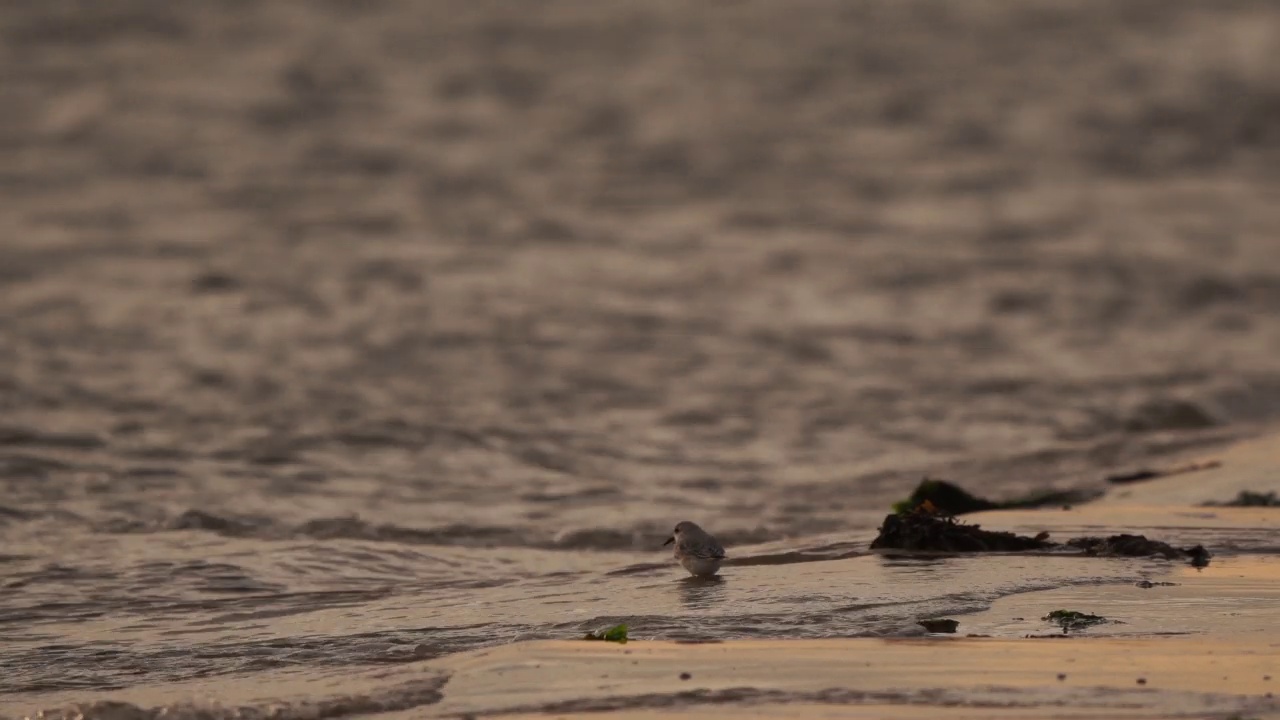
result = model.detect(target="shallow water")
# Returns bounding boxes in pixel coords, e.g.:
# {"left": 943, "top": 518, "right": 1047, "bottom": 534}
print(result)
{"left": 3, "top": 0, "right": 1280, "bottom": 716}
{"left": 7, "top": 542, "right": 1273, "bottom": 716}
{"left": 0, "top": 519, "right": 1258, "bottom": 709}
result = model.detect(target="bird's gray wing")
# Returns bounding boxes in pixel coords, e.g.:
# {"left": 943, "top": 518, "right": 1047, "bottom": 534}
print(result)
{"left": 687, "top": 539, "right": 726, "bottom": 560}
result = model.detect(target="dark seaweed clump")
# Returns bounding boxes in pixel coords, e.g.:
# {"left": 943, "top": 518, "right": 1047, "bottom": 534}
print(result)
{"left": 871, "top": 510, "right": 1054, "bottom": 553}
{"left": 872, "top": 511, "right": 1210, "bottom": 565}
{"left": 1043, "top": 610, "right": 1108, "bottom": 633}
{"left": 891, "top": 478, "right": 1097, "bottom": 516}
{"left": 917, "top": 618, "right": 960, "bottom": 633}
{"left": 1067, "top": 534, "right": 1211, "bottom": 566}
{"left": 891, "top": 479, "right": 1001, "bottom": 515}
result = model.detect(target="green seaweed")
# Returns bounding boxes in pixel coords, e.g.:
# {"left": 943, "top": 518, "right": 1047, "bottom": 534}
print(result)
{"left": 1042, "top": 610, "right": 1107, "bottom": 633}
{"left": 583, "top": 623, "right": 629, "bottom": 643}
{"left": 892, "top": 479, "right": 998, "bottom": 515}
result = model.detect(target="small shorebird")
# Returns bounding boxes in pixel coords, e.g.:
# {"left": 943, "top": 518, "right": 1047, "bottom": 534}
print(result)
{"left": 664, "top": 521, "right": 727, "bottom": 578}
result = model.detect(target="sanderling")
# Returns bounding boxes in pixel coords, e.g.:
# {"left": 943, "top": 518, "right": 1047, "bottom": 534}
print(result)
{"left": 664, "top": 520, "right": 726, "bottom": 578}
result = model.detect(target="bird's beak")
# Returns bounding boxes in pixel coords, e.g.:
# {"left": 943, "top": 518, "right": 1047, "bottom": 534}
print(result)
{"left": 663, "top": 536, "right": 674, "bottom": 546}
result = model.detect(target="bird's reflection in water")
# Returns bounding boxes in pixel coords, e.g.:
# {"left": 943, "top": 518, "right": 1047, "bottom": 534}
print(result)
{"left": 678, "top": 575, "right": 726, "bottom": 609}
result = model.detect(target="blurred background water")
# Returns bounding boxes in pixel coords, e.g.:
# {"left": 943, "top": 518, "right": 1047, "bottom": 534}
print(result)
{"left": 2, "top": 0, "right": 1279, "bottom": 714}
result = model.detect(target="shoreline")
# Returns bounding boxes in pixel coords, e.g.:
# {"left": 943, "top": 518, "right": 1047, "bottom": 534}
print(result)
{"left": 8, "top": 432, "right": 1278, "bottom": 719}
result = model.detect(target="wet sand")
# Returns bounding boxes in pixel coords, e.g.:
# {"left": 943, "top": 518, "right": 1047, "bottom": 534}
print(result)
{"left": 9, "top": 432, "right": 1278, "bottom": 718}
{"left": 406, "top": 432, "right": 1280, "bottom": 718}
{"left": 432, "top": 637, "right": 1279, "bottom": 718}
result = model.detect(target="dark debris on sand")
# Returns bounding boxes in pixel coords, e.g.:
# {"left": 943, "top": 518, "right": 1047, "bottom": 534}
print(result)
{"left": 872, "top": 509, "right": 1211, "bottom": 565}
{"left": 917, "top": 618, "right": 960, "bottom": 633}
{"left": 871, "top": 510, "right": 1054, "bottom": 553}
{"left": 1042, "top": 610, "right": 1109, "bottom": 633}
{"left": 1067, "top": 534, "right": 1211, "bottom": 566}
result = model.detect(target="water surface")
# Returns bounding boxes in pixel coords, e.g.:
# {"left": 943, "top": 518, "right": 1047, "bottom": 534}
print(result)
{"left": 3, "top": 0, "right": 1280, "bottom": 716}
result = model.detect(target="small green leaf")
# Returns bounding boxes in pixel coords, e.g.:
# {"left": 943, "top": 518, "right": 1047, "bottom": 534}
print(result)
{"left": 583, "top": 623, "right": 629, "bottom": 643}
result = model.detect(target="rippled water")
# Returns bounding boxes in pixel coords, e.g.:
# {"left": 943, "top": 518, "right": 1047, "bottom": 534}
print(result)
{"left": 0, "top": 529, "right": 1173, "bottom": 696}
{"left": 3, "top": 0, "right": 1280, "bottom": 716}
